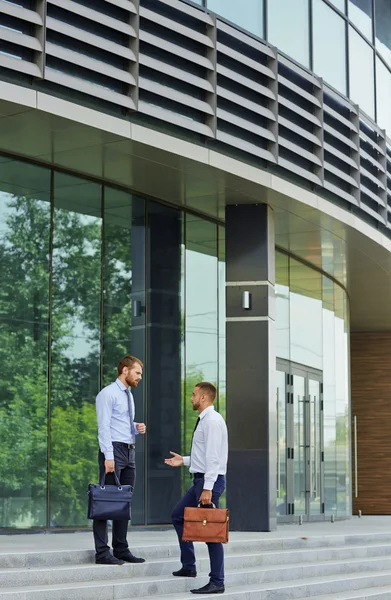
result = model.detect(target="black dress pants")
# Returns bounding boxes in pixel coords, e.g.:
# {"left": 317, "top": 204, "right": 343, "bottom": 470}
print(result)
{"left": 93, "top": 443, "right": 136, "bottom": 560}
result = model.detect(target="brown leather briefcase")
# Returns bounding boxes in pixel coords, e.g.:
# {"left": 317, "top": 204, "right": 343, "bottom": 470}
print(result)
{"left": 182, "top": 504, "right": 229, "bottom": 544}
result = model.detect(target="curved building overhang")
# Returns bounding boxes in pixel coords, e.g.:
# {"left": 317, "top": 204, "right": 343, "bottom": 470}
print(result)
{"left": 0, "top": 82, "right": 389, "bottom": 332}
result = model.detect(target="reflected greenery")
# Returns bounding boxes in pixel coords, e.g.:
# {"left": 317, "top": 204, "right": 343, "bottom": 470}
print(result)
{"left": 0, "top": 194, "right": 50, "bottom": 527}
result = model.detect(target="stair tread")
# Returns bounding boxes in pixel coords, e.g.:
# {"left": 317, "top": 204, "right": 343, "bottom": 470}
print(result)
{"left": 307, "top": 584, "right": 391, "bottom": 599}
{"left": 2, "top": 566, "right": 391, "bottom": 594}
{"left": 1, "top": 551, "right": 391, "bottom": 573}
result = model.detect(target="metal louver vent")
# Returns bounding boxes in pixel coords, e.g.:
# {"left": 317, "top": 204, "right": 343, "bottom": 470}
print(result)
{"left": 0, "top": 0, "right": 389, "bottom": 233}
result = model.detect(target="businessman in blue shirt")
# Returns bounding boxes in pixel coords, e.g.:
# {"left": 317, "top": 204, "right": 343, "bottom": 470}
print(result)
{"left": 93, "top": 355, "right": 146, "bottom": 565}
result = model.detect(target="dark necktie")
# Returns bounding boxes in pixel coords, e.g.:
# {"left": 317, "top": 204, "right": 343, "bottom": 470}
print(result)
{"left": 189, "top": 417, "right": 200, "bottom": 468}
{"left": 125, "top": 388, "right": 134, "bottom": 435}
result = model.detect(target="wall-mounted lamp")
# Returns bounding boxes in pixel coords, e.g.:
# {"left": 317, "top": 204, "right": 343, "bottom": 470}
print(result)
{"left": 133, "top": 300, "right": 144, "bottom": 318}
{"left": 241, "top": 291, "right": 252, "bottom": 310}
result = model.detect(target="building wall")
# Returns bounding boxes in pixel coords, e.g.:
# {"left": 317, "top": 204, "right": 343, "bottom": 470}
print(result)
{"left": 351, "top": 332, "right": 391, "bottom": 515}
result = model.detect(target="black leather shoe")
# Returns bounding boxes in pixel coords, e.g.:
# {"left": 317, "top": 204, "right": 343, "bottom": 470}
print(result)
{"left": 114, "top": 552, "right": 145, "bottom": 564}
{"left": 95, "top": 555, "right": 125, "bottom": 565}
{"left": 172, "top": 567, "right": 197, "bottom": 577}
{"left": 191, "top": 583, "right": 225, "bottom": 594}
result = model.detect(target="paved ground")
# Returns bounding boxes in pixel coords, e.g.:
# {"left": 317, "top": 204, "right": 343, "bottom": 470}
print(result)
{"left": 0, "top": 516, "right": 390, "bottom": 553}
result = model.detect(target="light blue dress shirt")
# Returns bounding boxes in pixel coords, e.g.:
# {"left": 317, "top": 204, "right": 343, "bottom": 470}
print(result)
{"left": 96, "top": 378, "right": 139, "bottom": 460}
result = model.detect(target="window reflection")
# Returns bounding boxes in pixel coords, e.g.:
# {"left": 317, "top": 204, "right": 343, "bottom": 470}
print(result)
{"left": 275, "top": 252, "right": 290, "bottom": 360}
{"left": 349, "top": 27, "right": 375, "bottom": 118}
{"left": 207, "top": 0, "right": 264, "bottom": 38}
{"left": 218, "top": 226, "right": 226, "bottom": 420}
{"left": 275, "top": 253, "right": 350, "bottom": 517}
{"left": 376, "top": 57, "right": 391, "bottom": 138}
{"left": 184, "top": 216, "right": 218, "bottom": 468}
{"left": 313, "top": 0, "right": 347, "bottom": 95}
{"left": 268, "top": 0, "right": 309, "bottom": 67}
{"left": 349, "top": 0, "right": 372, "bottom": 40}
{"left": 328, "top": 0, "right": 346, "bottom": 11}
{"left": 375, "top": 0, "right": 391, "bottom": 66}
{"left": 103, "top": 188, "right": 146, "bottom": 524}
{"left": 0, "top": 160, "right": 50, "bottom": 528}
{"left": 50, "top": 174, "right": 102, "bottom": 527}
{"left": 289, "top": 259, "right": 323, "bottom": 370}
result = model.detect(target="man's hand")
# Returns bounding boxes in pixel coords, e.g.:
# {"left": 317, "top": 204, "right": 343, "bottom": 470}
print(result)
{"left": 199, "top": 489, "right": 212, "bottom": 505}
{"left": 136, "top": 422, "right": 146, "bottom": 434}
{"left": 105, "top": 459, "right": 115, "bottom": 474}
{"left": 164, "top": 451, "right": 184, "bottom": 467}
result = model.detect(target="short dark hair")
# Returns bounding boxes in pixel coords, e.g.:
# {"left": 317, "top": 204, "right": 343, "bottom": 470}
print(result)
{"left": 117, "top": 355, "right": 143, "bottom": 375}
{"left": 196, "top": 382, "right": 217, "bottom": 402}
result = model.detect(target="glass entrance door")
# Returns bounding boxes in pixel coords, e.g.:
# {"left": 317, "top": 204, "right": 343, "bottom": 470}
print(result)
{"left": 277, "top": 363, "right": 324, "bottom": 521}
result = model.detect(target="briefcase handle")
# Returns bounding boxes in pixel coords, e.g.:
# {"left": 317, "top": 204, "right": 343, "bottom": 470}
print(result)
{"left": 100, "top": 470, "right": 122, "bottom": 490}
{"left": 197, "top": 503, "right": 216, "bottom": 508}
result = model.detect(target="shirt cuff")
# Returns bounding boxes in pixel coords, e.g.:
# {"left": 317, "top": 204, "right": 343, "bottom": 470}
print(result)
{"left": 203, "top": 479, "right": 215, "bottom": 490}
{"left": 104, "top": 451, "right": 114, "bottom": 460}
{"left": 183, "top": 456, "right": 190, "bottom": 467}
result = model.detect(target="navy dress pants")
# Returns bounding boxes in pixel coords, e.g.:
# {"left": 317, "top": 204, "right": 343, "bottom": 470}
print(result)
{"left": 171, "top": 474, "right": 226, "bottom": 586}
{"left": 93, "top": 443, "right": 136, "bottom": 560}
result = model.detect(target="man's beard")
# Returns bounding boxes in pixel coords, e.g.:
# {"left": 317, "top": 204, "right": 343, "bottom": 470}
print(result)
{"left": 126, "top": 375, "right": 136, "bottom": 387}
{"left": 192, "top": 401, "right": 200, "bottom": 411}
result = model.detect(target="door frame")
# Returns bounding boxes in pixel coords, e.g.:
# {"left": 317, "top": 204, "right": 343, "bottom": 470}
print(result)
{"left": 277, "top": 360, "right": 325, "bottom": 523}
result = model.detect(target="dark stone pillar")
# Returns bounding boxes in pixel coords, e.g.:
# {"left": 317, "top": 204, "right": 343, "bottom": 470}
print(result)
{"left": 225, "top": 204, "right": 276, "bottom": 531}
{"left": 145, "top": 202, "right": 182, "bottom": 524}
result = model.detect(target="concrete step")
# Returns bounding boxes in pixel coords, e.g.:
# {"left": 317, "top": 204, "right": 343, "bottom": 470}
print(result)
{"left": 5, "top": 533, "right": 391, "bottom": 568}
{"left": 3, "top": 569, "right": 391, "bottom": 600}
{"left": 4, "top": 549, "right": 391, "bottom": 588}
{"left": 309, "top": 587, "right": 391, "bottom": 599}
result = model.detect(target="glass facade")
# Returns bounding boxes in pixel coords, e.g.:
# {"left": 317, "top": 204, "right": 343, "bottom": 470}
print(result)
{"left": 275, "top": 252, "right": 351, "bottom": 518}
{"left": 313, "top": 0, "right": 347, "bottom": 95}
{"left": 0, "top": 151, "right": 351, "bottom": 528}
{"left": 200, "top": 0, "right": 391, "bottom": 141}
{"left": 0, "top": 156, "right": 225, "bottom": 529}
{"left": 267, "top": 0, "right": 310, "bottom": 67}
{"left": 207, "top": 0, "right": 264, "bottom": 38}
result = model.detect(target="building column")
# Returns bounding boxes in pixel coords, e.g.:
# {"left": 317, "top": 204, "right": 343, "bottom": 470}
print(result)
{"left": 225, "top": 204, "right": 276, "bottom": 531}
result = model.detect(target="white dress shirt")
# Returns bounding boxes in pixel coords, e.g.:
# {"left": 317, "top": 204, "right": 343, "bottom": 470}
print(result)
{"left": 183, "top": 406, "right": 228, "bottom": 490}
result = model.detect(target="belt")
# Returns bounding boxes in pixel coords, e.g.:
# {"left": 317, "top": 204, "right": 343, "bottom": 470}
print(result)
{"left": 113, "top": 441, "right": 135, "bottom": 449}
{"left": 193, "top": 473, "right": 224, "bottom": 479}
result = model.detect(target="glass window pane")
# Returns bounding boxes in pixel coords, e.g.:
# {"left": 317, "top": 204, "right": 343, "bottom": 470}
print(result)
{"left": 103, "top": 188, "right": 146, "bottom": 524}
{"left": 289, "top": 259, "right": 322, "bottom": 370}
{"left": 218, "top": 226, "right": 226, "bottom": 420}
{"left": 375, "top": 0, "right": 391, "bottom": 67}
{"left": 313, "top": 0, "right": 347, "bottom": 94}
{"left": 268, "top": 0, "right": 309, "bottom": 67}
{"left": 329, "top": 0, "right": 346, "bottom": 11}
{"left": 50, "top": 173, "right": 102, "bottom": 527}
{"left": 185, "top": 216, "right": 218, "bottom": 469}
{"left": 349, "top": 27, "right": 375, "bottom": 118}
{"left": 0, "top": 160, "right": 50, "bottom": 528}
{"left": 376, "top": 57, "right": 391, "bottom": 137}
{"left": 207, "top": 0, "right": 263, "bottom": 38}
{"left": 349, "top": 0, "right": 372, "bottom": 40}
{"left": 275, "top": 251, "right": 290, "bottom": 360}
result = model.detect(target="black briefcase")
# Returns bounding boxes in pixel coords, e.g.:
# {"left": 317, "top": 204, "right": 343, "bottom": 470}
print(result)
{"left": 88, "top": 471, "right": 133, "bottom": 521}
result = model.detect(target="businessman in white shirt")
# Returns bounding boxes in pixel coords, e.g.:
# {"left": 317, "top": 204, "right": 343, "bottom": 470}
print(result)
{"left": 164, "top": 382, "right": 228, "bottom": 595}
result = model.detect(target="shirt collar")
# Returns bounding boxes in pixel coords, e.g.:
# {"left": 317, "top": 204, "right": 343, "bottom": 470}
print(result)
{"left": 115, "top": 378, "right": 128, "bottom": 391}
{"left": 199, "top": 405, "right": 215, "bottom": 420}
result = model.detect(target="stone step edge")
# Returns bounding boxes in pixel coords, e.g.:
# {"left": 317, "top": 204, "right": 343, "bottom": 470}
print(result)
{"left": 5, "top": 535, "right": 391, "bottom": 560}
{"left": 2, "top": 564, "right": 391, "bottom": 595}
{"left": 114, "top": 584, "right": 391, "bottom": 600}
{"left": 4, "top": 540, "right": 391, "bottom": 563}
{"left": 3, "top": 551, "right": 391, "bottom": 576}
